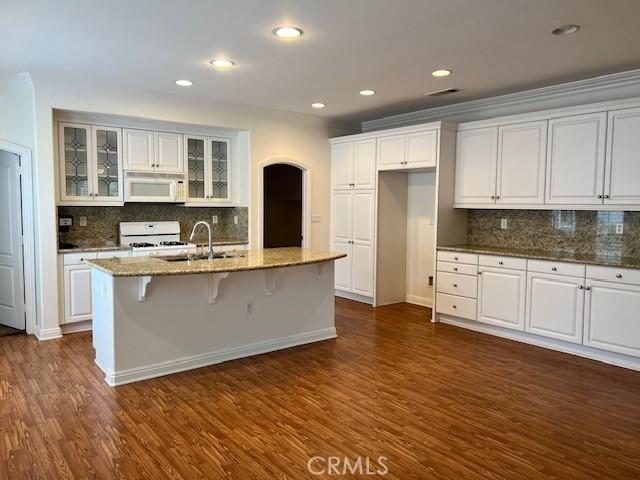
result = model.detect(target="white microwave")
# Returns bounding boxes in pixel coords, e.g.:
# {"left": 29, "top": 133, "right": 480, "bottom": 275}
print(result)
{"left": 124, "top": 172, "right": 186, "bottom": 203}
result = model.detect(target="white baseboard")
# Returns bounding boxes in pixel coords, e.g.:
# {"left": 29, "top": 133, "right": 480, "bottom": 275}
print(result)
{"left": 334, "top": 290, "right": 374, "bottom": 305}
{"left": 439, "top": 314, "right": 640, "bottom": 372}
{"left": 35, "top": 326, "right": 63, "bottom": 341}
{"left": 99, "top": 327, "right": 337, "bottom": 387}
{"left": 61, "top": 320, "right": 92, "bottom": 334}
{"left": 405, "top": 295, "right": 432, "bottom": 307}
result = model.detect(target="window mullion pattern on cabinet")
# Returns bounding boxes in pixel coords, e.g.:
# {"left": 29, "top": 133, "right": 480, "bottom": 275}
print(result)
{"left": 187, "top": 138, "right": 206, "bottom": 199}
{"left": 64, "top": 126, "right": 90, "bottom": 197}
{"left": 95, "top": 129, "right": 119, "bottom": 197}
{"left": 210, "top": 139, "right": 228, "bottom": 199}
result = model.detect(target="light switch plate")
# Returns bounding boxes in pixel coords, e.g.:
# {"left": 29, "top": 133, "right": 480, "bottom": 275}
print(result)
{"left": 501, "top": 218, "right": 508, "bottom": 230}
{"left": 212, "top": 215, "right": 218, "bottom": 225}
{"left": 311, "top": 215, "right": 321, "bottom": 224}
{"left": 616, "top": 223, "right": 624, "bottom": 234}
{"left": 79, "top": 216, "right": 87, "bottom": 227}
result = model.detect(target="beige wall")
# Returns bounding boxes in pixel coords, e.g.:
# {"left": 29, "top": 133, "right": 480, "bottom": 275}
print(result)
{"left": 0, "top": 73, "right": 35, "bottom": 149}
{"left": 29, "top": 75, "right": 358, "bottom": 335}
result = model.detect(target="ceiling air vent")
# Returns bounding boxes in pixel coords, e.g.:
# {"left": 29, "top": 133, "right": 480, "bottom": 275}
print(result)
{"left": 424, "top": 88, "right": 461, "bottom": 97}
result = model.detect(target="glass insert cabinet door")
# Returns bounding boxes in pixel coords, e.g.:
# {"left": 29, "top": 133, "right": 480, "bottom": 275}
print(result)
{"left": 59, "top": 123, "right": 93, "bottom": 200}
{"left": 187, "top": 136, "right": 207, "bottom": 200}
{"left": 209, "top": 138, "right": 231, "bottom": 201}
{"left": 92, "top": 126, "right": 122, "bottom": 200}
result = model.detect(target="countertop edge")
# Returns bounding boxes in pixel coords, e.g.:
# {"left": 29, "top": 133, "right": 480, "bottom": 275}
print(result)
{"left": 437, "top": 245, "right": 640, "bottom": 270}
{"left": 85, "top": 253, "right": 347, "bottom": 277}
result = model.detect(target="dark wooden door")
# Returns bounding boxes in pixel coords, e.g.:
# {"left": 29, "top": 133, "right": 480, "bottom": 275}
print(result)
{"left": 263, "top": 164, "right": 302, "bottom": 248}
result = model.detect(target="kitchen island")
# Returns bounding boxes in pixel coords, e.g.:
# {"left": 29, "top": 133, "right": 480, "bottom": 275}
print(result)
{"left": 86, "top": 248, "right": 346, "bottom": 386}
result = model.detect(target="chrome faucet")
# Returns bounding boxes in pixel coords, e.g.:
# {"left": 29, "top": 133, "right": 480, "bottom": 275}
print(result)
{"left": 189, "top": 221, "right": 214, "bottom": 260}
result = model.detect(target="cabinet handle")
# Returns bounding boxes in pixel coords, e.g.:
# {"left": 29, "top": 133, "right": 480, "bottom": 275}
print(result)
{"left": 597, "top": 194, "right": 603, "bottom": 199}
{"left": 452, "top": 305, "right": 457, "bottom": 309}
{"left": 551, "top": 267, "right": 557, "bottom": 271}
{"left": 604, "top": 195, "right": 610, "bottom": 199}
{"left": 616, "top": 273, "right": 623, "bottom": 279}
{"left": 578, "top": 285, "right": 584, "bottom": 290}
{"left": 453, "top": 256, "right": 459, "bottom": 261}
{"left": 490, "top": 195, "right": 495, "bottom": 200}
{"left": 478, "top": 271, "right": 482, "bottom": 275}
{"left": 453, "top": 284, "right": 458, "bottom": 288}
{"left": 495, "top": 196, "right": 500, "bottom": 200}
{"left": 585, "top": 286, "right": 591, "bottom": 291}
{"left": 498, "top": 261, "right": 504, "bottom": 265}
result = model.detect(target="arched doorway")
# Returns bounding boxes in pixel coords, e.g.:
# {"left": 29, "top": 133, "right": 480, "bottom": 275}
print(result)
{"left": 263, "top": 164, "right": 303, "bottom": 248}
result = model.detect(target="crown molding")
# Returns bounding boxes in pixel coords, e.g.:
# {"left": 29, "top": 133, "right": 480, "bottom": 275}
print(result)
{"left": 362, "top": 69, "right": 640, "bottom": 132}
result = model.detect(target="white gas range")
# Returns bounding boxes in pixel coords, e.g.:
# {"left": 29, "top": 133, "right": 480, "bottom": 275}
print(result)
{"left": 119, "top": 221, "right": 198, "bottom": 257}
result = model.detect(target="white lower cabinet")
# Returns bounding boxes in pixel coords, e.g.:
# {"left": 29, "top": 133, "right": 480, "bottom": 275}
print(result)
{"left": 477, "top": 266, "right": 526, "bottom": 331}
{"left": 584, "top": 280, "right": 640, "bottom": 357}
{"left": 525, "top": 272, "right": 584, "bottom": 343}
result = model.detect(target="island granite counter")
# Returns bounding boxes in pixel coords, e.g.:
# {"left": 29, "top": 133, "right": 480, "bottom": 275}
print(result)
{"left": 86, "top": 248, "right": 346, "bottom": 386}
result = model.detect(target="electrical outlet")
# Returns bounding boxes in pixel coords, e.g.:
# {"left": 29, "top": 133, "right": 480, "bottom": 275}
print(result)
{"left": 212, "top": 215, "right": 218, "bottom": 225}
{"left": 234, "top": 215, "right": 238, "bottom": 225}
{"left": 79, "top": 216, "right": 87, "bottom": 227}
{"left": 428, "top": 276, "right": 434, "bottom": 287}
{"left": 246, "top": 303, "right": 253, "bottom": 315}
{"left": 616, "top": 223, "right": 624, "bottom": 234}
{"left": 312, "top": 215, "right": 321, "bottom": 224}
{"left": 501, "top": 218, "right": 508, "bottom": 230}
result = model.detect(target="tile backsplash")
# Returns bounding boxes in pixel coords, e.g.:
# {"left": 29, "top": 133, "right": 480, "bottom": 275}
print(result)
{"left": 467, "top": 210, "right": 640, "bottom": 258}
{"left": 58, "top": 204, "right": 248, "bottom": 245}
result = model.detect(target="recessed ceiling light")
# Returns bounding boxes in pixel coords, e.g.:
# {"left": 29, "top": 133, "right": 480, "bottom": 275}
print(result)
{"left": 432, "top": 69, "right": 452, "bottom": 77}
{"left": 273, "top": 26, "right": 303, "bottom": 38}
{"left": 210, "top": 58, "right": 236, "bottom": 69}
{"left": 175, "top": 80, "right": 192, "bottom": 87}
{"left": 552, "top": 24, "right": 580, "bottom": 35}
{"left": 359, "top": 89, "right": 376, "bottom": 96}
{"left": 311, "top": 102, "right": 326, "bottom": 109}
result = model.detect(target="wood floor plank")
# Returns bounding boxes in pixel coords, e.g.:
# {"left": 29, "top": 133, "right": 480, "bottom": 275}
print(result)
{"left": 1, "top": 298, "right": 639, "bottom": 479}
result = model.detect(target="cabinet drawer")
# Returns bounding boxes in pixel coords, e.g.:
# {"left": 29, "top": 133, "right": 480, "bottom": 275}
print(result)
{"left": 586, "top": 265, "right": 640, "bottom": 286}
{"left": 63, "top": 252, "right": 98, "bottom": 266}
{"left": 97, "top": 250, "right": 130, "bottom": 259}
{"left": 479, "top": 254, "right": 527, "bottom": 270}
{"left": 436, "top": 271, "right": 478, "bottom": 298}
{"left": 437, "top": 261, "right": 477, "bottom": 276}
{"left": 437, "top": 251, "right": 478, "bottom": 265}
{"left": 527, "top": 259, "right": 585, "bottom": 277}
{"left": 436, "top": 293, "right": 477, "bottom": 321}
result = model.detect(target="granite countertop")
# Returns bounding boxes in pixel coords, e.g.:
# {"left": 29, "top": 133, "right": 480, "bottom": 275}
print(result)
{"left": 59, "top": 238, "right": 249, "bottom": 253}
{"left": 85, "top": 247, "right": 347, "bottom": 277}
{"left": 438, "top": 245, "right": 640, "bottom": 269}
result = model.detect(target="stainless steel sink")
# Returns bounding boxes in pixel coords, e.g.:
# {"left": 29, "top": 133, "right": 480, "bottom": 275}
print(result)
{"left": 159, "top": 252, "right": 245, "bottom": 262}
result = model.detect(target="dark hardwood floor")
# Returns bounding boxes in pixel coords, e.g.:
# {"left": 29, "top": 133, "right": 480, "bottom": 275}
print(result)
{"left": 1, "top": 299, "right": 639, "bottom": 479}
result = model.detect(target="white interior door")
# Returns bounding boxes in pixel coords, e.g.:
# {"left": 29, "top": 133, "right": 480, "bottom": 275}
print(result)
{"left": 0, "top": 151, "right": 25, "bottom": 330}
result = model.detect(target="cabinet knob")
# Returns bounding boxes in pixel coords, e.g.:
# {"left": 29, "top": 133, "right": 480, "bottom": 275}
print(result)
{"left": 585, "top": 286, "right": 591, "bottom": 291}
{"left": 616, "top": 273, "right": 623, "bottom": 279}
{"left": 597, "top": 194, "right": 603, "bottom": 199}
{"left": 453, "top": 267, "right": 458, "bottom": 271}
{"left": 453, "top": 284, "right": 458, "bottom": 288}
{"left": 478, "top": 271, "right": 482, "bottom": 275}
{"left": 498, "top": 261, "right": 503, "bottom": 265}
{"left": 578, "top": 285, "right": 584, "bottom": 290}
{"left": 490, "top": 195, "right": 495, "bottom": 200}
{"left": 452, "top": 305, "right": 457, "bottom": 309}
{"left": 551, "top": 267, "right": 557, "bottom": 271}
{"left": 495, "top": 196, "right": 500, "bottom": 200}
{"left": 453, "top": 256, "right": 459, "bottom": 261}
{"left": 604, "top": 195, "right": 610, "bottom": 199}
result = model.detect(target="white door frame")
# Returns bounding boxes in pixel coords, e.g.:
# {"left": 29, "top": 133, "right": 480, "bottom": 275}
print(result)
{"left": 257, "top": 158, "right": 311, "bottom": 249}
{"left": 0, "top": 139, "right": 37, "bottom": 334}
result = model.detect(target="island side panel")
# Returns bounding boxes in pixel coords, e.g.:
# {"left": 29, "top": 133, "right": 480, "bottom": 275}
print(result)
{"left": 91, "top": 268, "right": 116, "bottom": 379}
{"left": 105, "top": 262, "right": 336, "bottom": 385}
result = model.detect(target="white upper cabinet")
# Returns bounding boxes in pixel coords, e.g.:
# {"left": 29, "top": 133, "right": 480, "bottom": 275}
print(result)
{"left": 58, "top": 122, "right": 123, "bottom": 204}
{"left": 123, "top": 129, "right": 154, "bottom": 171}
{"left": 496, "top": 121, "right": 547, "bottom": 205}
{"left": 454, "top": 127, "right": 498, "bottom": 204}
{"left": 353, "top": 140, "right": 376, "bottom": 188}
{"left": 377, "top": 134, "right": 405, "bottom": 170}
{"left": 154, "top": 132, "right": 184, "bottom": 173}
{"left": 123, "top": 129, "right": 184, "bottom": 173}
{"left": 405, "top": 130, "right": 437, "bottom": 168}
{"left": 331, "top": 142, "right": 353, "bottom": 189}
{"left": 546, "top": 112, "right": 606, "bottom": 205}
{"left": 604, "top": 107, "right": 640, "bottom": 205}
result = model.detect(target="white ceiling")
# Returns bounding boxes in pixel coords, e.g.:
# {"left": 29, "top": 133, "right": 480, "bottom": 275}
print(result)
{"left": 3, "top": 0, "right": 640, "bottom": 123}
